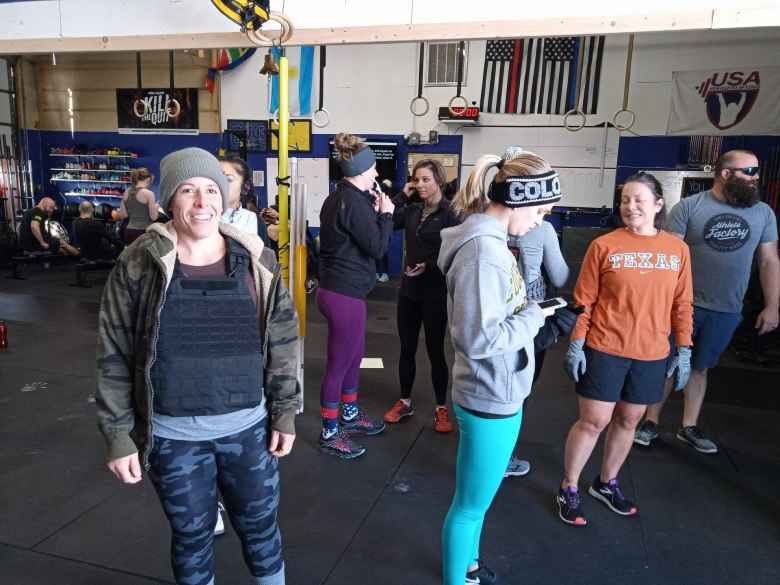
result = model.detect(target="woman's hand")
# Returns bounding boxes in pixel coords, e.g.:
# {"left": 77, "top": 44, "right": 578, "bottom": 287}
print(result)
{"left": 402, "top": 181, "right": 416, "bottom": 198}
{"left": 378, "top": 194, "right": 395, "bottom": 215}
{"left": 269, "top": 431, "right": 295, "bottom": 458}
{"left": 404, "top": 263, "right": 426, "bottom": 278}
{"left": 107, "top": 452, "right": 143, "bottom": 484}
{"left": 563, "top": 338, "right": 587, "bottom": 382}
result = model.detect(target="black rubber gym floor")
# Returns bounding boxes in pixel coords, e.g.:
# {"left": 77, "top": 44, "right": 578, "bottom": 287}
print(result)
{"left": 1, "top": 265, "right": 778, "bottom": 585}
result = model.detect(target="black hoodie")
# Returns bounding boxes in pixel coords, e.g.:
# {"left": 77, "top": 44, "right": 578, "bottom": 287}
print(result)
{"left": 318, "top": 180, "right": 394, "bottom": 298}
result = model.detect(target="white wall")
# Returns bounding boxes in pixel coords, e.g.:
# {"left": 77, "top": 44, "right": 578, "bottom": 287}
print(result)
{"left": 221, "top": 28, "right": 780, "bottom": 208}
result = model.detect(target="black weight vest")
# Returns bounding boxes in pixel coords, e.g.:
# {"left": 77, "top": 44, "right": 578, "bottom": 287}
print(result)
{"left": 151, "top": 240, "right": 263, "bottom": 416}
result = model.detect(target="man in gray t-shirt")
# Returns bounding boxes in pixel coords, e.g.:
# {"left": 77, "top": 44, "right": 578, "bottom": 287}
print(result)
{"left": 637, "top": 150, "right": 779, "bottom": 454}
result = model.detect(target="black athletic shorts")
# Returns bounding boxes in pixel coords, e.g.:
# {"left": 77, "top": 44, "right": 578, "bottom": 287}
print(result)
{"left": 575, "top": 346, "right": 667, "bottom": 405}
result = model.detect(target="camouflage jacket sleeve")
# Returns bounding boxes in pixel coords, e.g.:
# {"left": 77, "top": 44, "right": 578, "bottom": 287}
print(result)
{"left": 264, "top": 278, "right": 302, "bottom": 435}
{"left": 95, "top": 258, "right": 139, "bottom": 461}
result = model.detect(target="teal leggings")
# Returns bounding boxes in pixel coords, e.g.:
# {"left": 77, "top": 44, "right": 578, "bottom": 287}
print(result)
{"left": 442, "top": 404, "right": 522, "bottom": 585}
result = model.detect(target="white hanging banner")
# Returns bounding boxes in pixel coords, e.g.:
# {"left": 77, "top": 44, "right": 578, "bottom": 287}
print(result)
{"left": 667, "top": 67, "right": 780, "bottom": 135}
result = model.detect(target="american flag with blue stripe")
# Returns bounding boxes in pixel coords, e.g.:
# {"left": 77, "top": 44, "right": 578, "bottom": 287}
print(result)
{"left": 480, "top": 36, "right": 605, "bottom": 115}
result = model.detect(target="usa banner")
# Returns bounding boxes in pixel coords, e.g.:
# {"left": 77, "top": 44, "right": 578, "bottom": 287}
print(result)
{"left": 667, "top": 66, "right": 780, "bottom": 135}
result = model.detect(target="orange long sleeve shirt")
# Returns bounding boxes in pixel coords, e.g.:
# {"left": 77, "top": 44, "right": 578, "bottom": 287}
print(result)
{"left": 572, "top": 228, "right": 694, "bottom": 361}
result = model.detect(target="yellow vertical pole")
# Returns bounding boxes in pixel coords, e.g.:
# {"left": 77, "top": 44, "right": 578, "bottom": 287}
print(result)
{"left": 278, "top": 56, "right": 290, "bottom": 283}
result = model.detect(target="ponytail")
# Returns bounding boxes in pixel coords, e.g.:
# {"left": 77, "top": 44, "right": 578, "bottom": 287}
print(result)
{"left": 452, "top": 154, "right": 502, "bottom": 217}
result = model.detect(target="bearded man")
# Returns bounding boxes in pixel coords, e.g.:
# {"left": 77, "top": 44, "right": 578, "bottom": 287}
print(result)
{"left": 635, "top": 149, "right": 779, "bottom": 453}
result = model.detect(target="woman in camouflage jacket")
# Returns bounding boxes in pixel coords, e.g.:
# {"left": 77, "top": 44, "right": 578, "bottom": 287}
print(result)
{"left": 96, "top": 147, "right": 300, "bottom": 585}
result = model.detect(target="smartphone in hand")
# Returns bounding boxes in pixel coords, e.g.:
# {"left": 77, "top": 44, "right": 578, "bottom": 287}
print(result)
{"left": 538, "top": 297, "right": 567, "bottom": 317}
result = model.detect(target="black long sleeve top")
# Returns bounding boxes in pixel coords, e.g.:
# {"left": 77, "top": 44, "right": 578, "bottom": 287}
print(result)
{"left": 318, "top": 180, "right": 394, "bottom": 299}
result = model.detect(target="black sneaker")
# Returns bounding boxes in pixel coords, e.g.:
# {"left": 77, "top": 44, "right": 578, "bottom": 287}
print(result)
{"left": 556, "top": 486, "right": 587, "bottom": 526}
{"left": 341, "top": 410, "right": 386, "bottom": 436}
{"left": 676, "top": 425, "right": 718, "bottom": 454}
{"left": 466, "top": 559, "right": 497, "bottom": 585}
{"left": 319, "top": 430, "right": 366, "bottom": 460}
{"left": 588, "top": 477, "right": 638, "bottom": 516}
{"left": 634, "top": 420, "right": 659, "bottom": 447}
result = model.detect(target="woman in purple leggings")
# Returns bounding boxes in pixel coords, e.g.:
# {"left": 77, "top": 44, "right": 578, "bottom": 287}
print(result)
{"left": 316, "top": 133, "right": 396, "bottom": 459}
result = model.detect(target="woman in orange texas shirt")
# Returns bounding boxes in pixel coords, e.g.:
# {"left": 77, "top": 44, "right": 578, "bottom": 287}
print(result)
{"left": 556, "top": 172, "right": 693, "bottom": 527}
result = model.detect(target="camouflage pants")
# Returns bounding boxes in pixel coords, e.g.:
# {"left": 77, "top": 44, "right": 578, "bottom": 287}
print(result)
{"left": 148, "top": 422, "right": 285, "bottom": 585}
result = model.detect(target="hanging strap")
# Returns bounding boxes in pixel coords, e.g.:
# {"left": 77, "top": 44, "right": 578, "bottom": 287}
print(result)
{"left": 612, "top": 34, "right": 636, "bottom": 131}
{"left": 313, "top": 45, "right": 330, "bottom": 127}
{"left": 169, "top": 50, "right": 175, "bottom": 91}
{"left": 417, "top": 42, "right": 425, "bottom": 99}
{"left": 455, "top": 40, "right": 464, "bottom": 98}
{"left": 318, "top": 45, "right": 326, "bottom": 111}
{"left": 410, "top": 42, "right": 430, "bottom": 116}
{"left": 447, "top": 41, "right": 468, "bottom": 115}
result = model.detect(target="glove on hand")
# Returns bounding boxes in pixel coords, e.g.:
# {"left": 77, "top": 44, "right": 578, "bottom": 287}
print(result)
{"left": 563, "top": 338, "right": 587, "bottom": 383}
{"left": 667, "top": 346, "right": 692, "bottom": 391}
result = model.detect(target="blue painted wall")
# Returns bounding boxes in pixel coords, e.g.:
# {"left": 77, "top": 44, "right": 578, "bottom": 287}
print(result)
{"left": 617, "top": 135, "right": 780, "bottom": 187}
{"left": 25, "top": 129, "right": 464, "bottom": 276}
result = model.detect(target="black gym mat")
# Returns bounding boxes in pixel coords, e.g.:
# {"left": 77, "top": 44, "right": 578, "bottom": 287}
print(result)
{"left": 1, "top": 272, "right": 778, "bottom": 585}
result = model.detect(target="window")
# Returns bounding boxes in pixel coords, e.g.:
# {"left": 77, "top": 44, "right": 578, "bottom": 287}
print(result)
{"left": 425, "top": 42, "right": 468, "bottom": 87}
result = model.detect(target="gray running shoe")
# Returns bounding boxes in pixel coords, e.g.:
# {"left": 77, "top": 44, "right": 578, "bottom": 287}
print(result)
{"left": 676, "top": 425, "right": 718, "bottom": 454}
{"left": 504, "top": 457, "right": 531, "bottom": 477}
{"left": 634, "top": 420, "right": 659, "bottom": 446}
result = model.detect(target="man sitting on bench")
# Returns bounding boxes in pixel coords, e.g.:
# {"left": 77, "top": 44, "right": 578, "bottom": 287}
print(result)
{"left": 19, "top": 197, "right": 80, "bottom": 257}
{"left": 73, "top": 201, "right": 123, "bottom": 261}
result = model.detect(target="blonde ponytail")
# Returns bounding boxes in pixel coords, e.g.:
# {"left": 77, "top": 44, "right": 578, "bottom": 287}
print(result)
{"left": 452, "top": 154, "right": 502, "bottom": 217}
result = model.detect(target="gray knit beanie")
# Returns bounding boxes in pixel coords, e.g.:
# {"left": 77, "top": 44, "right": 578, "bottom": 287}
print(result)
{"left": 159, "top": 147, "right": 229, "bottom": 212}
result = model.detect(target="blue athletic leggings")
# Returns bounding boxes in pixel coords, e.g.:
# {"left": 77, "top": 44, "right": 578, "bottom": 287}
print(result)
{"left": 442, "top": 405, "right": 523, "bottom": 585}
{"left": 148, "top": 422, "right": 285, "bottom": 585}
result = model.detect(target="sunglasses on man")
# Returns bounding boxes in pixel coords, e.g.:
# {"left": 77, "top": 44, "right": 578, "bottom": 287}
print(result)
{"left": 727, "top": 166, "right": 760, "bottom": 176}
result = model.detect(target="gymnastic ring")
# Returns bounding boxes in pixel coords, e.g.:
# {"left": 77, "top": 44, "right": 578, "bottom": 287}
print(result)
{"left": 133, "top": 99, "right": 149, "bottom": 119}
{"left": 409, "top": 95, "right": 430, "bottom": 117}
{"left": 563, "top": 109, "right": 587, "bottom": 132}
{"left": 447, "top": 95, "right": 468, "bottom": 117}
{"left": 312, "top": 108, "right": 330, "bottom": 128}
{"left": 166, "top": 98, "right": 181, "bottom": 118}
{"left": 611, "top": 108, "right": 636, "bottom": 131}
{"left": 247, "top": 12, "right": 293, "bottom": 46}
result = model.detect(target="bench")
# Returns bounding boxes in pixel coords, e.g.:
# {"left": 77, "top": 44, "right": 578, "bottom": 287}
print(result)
{"left": 70, "top": 259, "right": 116, "bottom": 288}
{"left": 7, "top": 251, "right": 62, "bottom": 280}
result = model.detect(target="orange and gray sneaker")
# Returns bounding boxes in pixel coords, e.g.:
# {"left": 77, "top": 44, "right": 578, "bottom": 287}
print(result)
{"left": 434, "top": 406, "right": 453, "bottom": 433}
{"left": 384, "top": 400, "right": 414, "bottom": 423}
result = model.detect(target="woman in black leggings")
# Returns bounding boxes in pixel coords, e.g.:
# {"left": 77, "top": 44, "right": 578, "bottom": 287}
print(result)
{"left": 383, "top": 159, "right": 460, "bottom": 432}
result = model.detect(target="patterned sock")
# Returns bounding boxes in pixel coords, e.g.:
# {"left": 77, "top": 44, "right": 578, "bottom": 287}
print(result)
{"left": 321, "top": 403, "right": 339, "bottom": 439}
{"left": 341, "top": 389, "right": 359, "bottom": 421}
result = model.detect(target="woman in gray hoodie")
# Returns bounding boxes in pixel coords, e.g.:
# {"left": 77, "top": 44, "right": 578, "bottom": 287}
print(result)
{"left": 438, "top": 152, "right": 562, "bottom": 585}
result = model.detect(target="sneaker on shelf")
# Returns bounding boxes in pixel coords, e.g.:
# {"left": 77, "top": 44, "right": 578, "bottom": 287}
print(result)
{"left": 383, "top": 400, "right": 414, "bottom": 423}
{"left": 634, "top": 419, "right": 659, "bottom": 447}
{"left": 556, "top": 486, "right": 587, "bottom": 526}
{"left": 676, "top": 425, "right": 718, "bottom": 454}
{"left": 319, "top": 430, "right": 366, "bottom": 460}
{"left": 434, "top": 406, "right": 454, "bottom": 433}
{"left": 504, "top": 457, "right": 531, "bottom": 477}
{"left": 341, "top": 410, "right": 386, "bottom": 436}
{"left": 214, "top": 502, "right": 226, "bottom": 536}
{"left": 465, "top": 559, "right": 497, "bottom": 585}
{"left": 588, "top": 477, "right": 638, "bottom": 516}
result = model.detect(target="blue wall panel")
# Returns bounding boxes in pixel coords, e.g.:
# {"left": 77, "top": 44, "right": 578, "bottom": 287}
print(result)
{"left": 26, "top": 129, "right": 463, "bottom": 276}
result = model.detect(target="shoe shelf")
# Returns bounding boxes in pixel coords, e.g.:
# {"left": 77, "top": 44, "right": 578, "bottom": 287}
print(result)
{"left": 51, "top": 178, "right": 131, "bottom": 184}
{"left": 50, "top": 168, "right": 131, "bottom": 173}
{"left": 62, "top": 192, "right": 123, "bottom": 199}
